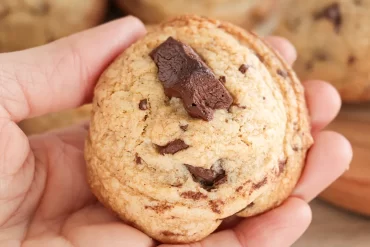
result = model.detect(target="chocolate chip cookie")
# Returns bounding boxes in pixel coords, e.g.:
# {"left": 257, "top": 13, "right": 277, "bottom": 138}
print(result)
{"left": 115, "top": 0, "right": 278, "bottom": 31}
{"left": 19, "top": 104, "right": 92, "bottom": 135}
{"left": 85, "top": 15, "right": 313, "bottom": 244}
{"left": 0, "top": 0, "right": 107, "bottom": 52}
{"left": 274, "top": 0, "right": 370, "bottom": 102}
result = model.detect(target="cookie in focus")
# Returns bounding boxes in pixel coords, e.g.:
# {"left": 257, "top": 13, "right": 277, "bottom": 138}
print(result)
{"left": 85, "top": 15, "right": 313, "bottom": 244}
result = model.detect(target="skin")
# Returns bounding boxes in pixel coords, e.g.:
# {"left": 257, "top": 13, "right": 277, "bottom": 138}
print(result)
{"left": 0, "top": 17, "right": 352, "bottom": 247}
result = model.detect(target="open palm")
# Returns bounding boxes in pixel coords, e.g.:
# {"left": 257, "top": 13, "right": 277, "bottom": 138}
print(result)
{"left": 0, "top": 17, "right": 352, "bottom": 247}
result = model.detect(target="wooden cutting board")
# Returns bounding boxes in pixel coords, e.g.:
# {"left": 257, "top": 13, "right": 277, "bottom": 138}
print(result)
{"left": 319, "top": 103, "right": 370, "bottom": 216}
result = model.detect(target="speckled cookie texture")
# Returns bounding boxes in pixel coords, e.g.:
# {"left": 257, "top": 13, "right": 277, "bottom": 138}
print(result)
{"left": 274, "top": 0, "right": 370, "bottom": 102}
{"left": 115, "top": 0, "right": 278, "bottom": 31}
{"left": 19, "top": 104, "right": 92, "bottom": 135}
{"left": 85, "top": 15, "right": 313, "bottom": 244}
{"left": 0, "top": 0, "right": 107, "bottom": 52}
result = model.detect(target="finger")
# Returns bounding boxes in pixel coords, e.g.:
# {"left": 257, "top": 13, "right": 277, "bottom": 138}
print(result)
{"left": 0, "top": 16, "right": 146, "bottom": 122}
{"left": 303, "top": 80, "right": 342, "bottom": 133}
{"left": 264, "top": 36, "right": 297, "bottom": 65}
{"left": 38, "top": 223, "right": 155, "bottom": 247}
{"left": 293, "top": 131, "right": 353, "bottom": 202}
{"left": 160, "top": 198, "right": 311, "bottom": 247}
{"left": 48, "top": 120, "right": 90, "bottom": 151}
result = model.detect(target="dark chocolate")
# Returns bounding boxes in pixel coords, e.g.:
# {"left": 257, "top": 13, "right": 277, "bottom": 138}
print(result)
{"left": 239, "top": 64, "right": 250, "bottom": 74}
{"left": 157, "top": 139, "right": 189, "bottom": 155}
{"left": 139, "top": 99, "right": 148, "bottom": 110}
{"left": 150, "top": 37, "right": 233, "bottom": 121}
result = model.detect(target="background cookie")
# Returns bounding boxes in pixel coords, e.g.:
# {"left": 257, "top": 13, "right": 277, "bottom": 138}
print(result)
{"left": 0, "top": 0, "right": 107, "bottom": 52}
{"left": 19, "top": 104, "right": 92, "bottom": 135}
{"left": 274, "top": 0, "right": 370, "bottom": 102}
{"left": 115, "top": 0, "right": 279, "bottom": 32}
{"left": 85, "top": 15, "right": 313, "bottom": 243}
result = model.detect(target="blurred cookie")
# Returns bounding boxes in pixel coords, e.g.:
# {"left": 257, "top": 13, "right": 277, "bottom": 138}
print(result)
{"left": 274, "top": 0, "right": 370, "bottom": 102}
{"left": 85, "top": 15, "right": 313, "bottom": 243}
{"left": 115, "top": 0, "right": 278, "bottom": 31}
{"left": 19, "top": 104, "right": 92, "bottom": 135}
{"left": 0, "top": 0, "right": 107, "bottom": 52}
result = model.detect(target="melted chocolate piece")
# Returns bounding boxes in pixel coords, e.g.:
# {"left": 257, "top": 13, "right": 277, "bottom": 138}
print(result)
{"left": 209, "top": 200, "right": 224, "bottom": 214}
{"left": 157, "top": 139, "right": 189, "bottom": 155}
{"left": 185, "top": 162, "right": 226, "bottom": 189}
{"left": 252, "top": 177, "right": 268, "bottom": 190}
{"left": 219, "top": 76, "right": 226, "bottom": 84}
{"left": 278, "top": 159, "right": 288, "bottom": 175}
{"left": 144, "top": 204, "right": 173, "bottom": 213}
{"left": 150, "top": 37, "right": 233, "bottom": 121}
{"left": 135, "top": 154, "right": 142, "bottom": 164}
{"left": 239, "top": 64, "right": 250, "bottom": 74}
{"left": 139, "top": 99, "right": 148, "bottom": 110}
{"left": 314, "top": 3, "right": 342, "bottom": 33}
{"left": 180, "top": 191, "right": 207, "bottom": 200}
{"left": 277, "top": 69, "right": 288, "bottom": 78}
{"left": 180, "top": 124, "right": 188, "bottom": 131}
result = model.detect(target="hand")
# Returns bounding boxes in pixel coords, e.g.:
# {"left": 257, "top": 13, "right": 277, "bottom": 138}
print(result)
{"left": 0, "top": 17, "right": 352, "bottom": 247}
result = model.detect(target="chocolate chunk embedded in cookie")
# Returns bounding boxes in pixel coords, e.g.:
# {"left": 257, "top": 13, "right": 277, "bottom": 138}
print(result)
{"left": 85, "top": 15, "right": 313, "bottom": 244}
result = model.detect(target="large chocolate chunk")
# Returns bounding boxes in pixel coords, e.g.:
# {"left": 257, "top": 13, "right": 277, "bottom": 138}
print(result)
{"left": 186, "top": 161, "right": 226, "bottom": 189}
{"left": 150, "top": 37, "right": 233, "bottom": 121}
{"left": 157, "top": 139, "right": 189, "bottom": 155}
{"left": 314, "top": 3, "right": 342, "bottom": 33}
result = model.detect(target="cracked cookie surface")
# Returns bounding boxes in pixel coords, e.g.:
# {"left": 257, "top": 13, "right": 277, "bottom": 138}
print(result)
{"left": 0, "top": 0, "right": 107, "bottom": 52}
{"left": 274, "top": 0, "right": 370, "bottom": 102}
{"left": 85, "top": 15, "right": 313, "bottom": 244}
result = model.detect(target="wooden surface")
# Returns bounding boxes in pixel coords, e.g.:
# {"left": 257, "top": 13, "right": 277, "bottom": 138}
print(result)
{"left": 319, "top": 103, "right": 370, "bottom": 216}
{"left": 294, "top": 200, "right": 370, "bottom": 247}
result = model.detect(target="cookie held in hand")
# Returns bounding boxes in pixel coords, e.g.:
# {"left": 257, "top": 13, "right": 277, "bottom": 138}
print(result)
{"left": 85, "top": 15, "right": 313, "bottom": 244}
